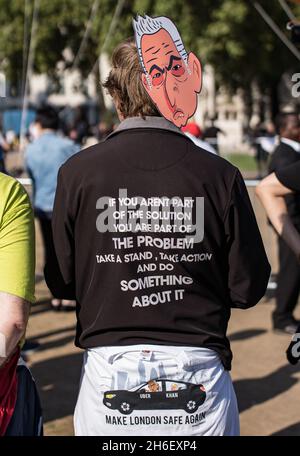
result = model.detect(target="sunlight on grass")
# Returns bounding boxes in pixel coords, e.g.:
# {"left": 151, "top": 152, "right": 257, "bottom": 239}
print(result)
{"left": 223, "top": 153, "right": 257, "bottom": 172}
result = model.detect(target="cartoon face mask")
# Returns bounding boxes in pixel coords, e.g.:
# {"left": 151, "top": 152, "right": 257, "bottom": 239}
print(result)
{"left": 133, "top": 15, "right": 202, "bottom": 128}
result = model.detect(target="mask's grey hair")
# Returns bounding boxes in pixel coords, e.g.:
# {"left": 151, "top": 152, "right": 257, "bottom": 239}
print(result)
{"left": 133, "top": 14, "right": 188, "bottom": 76}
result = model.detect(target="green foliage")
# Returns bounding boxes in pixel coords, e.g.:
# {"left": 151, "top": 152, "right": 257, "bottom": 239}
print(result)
{"left": 0, "top": 0, "right": 299, "bottom": 101}
{"left": 196, "top": 0, "right": 299, "bottom": 93}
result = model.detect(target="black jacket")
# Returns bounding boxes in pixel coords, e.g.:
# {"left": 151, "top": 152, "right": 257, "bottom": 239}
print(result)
{"left": 276, "top": 160, "right": 300, "bottom": 193}
{"left": 45, "top": 116, "right": 270, "bottom": 370}
{"left": 269, "top": 141, "right": 300, "bottom": 227}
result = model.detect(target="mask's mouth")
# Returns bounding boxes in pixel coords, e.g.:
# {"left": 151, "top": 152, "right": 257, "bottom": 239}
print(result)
{"left": 173, "top": 109, "right": 184, "bottom": 121}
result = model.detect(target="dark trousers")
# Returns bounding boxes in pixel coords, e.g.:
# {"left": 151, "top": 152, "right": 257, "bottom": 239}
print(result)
{"left": 5, "top": 365, "right": 43, "bottom": 436}
{"left": 273, "top": 236, "right": 300, "bottom": 326}
{"left": 35, "top": 209, "right": 54, "bottom": 268}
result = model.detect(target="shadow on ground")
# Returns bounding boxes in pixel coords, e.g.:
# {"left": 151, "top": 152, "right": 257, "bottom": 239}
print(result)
{"left": 271, "top": 422, "right": 300, "bottom": 436}
{"left": 31, "top": 352, "right": 83, "bottom": 423}
{"left": 30, "top": 299, "right": 52, "bottom": 316}
{"left": 229, "top": 329, "right": 267, "bottom": 342}
{"left": 29, "top": 335, "right": 75, "bottom": 353}
{"left": 234, "top": 363, "right": 300, "bottom": 413}
{"left": 27, "top": 325, "right": 76, "bottom": 353}
{"left": 29, "top": 326, "right": 76, "bottom": 341}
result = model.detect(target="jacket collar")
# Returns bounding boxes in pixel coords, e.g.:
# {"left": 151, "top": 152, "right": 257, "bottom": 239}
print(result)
{"left": 106, "top": 116, "right": 185, "bottom": 139}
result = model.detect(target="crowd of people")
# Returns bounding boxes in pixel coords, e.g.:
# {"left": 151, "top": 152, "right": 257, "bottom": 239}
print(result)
{"left": 0, "top": 14, "right": 300, "bottom": 438}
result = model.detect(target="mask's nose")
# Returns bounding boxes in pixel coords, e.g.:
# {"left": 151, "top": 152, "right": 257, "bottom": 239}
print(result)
{"left": 163, "top": 71, "right": 177, "bottom": 111}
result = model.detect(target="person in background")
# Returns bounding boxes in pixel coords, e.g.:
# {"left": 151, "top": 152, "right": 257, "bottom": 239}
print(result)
{"left": 181, "top": 122, "right": 217, "bottom": 155}
{"left": 67, "top": 127, "right": 81, "bottom": 147}
{"left": 0, "top": 128, "right": 10, "bottom": 174}
{"left": 74, "top": 106, "right": 89, "bottom": 145}
{"left": 261, "top": 121, "right": 276, "bottom": 154}
{"left": 25, "top": 106, "right": 80, "bottom": 311}
{"left": 96, "top": 120, "right": 114, "bottom": 141}
{"left": 202, "top": 118, "right": 225, "bottom": 154}
{"left": 253, "top": 122, "right": 276, "bottom": 179}
{"left": 0, "top": 173, "right": 42, "bottom": 435}
{"left": 267, "top": 112, "right": 300, "bottom": 334}
{"left": 5, "top": 130, "right": 17, "bottom": 149}
{"left": 256, "top": 163, "right": 300, "bottom": 275}
{"left": 256, "top": 161, "right": 300, "bottom": 364}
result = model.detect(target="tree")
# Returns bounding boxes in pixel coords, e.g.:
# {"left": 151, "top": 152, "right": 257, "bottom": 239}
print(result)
{"left": 192, "top": 0, "right": 300, "bottom": 117}
{"left": 0, "top": 0, "right": 128, "bottom": 92}
{"left": 0, "top": 0, "right": 299, "bottom": 116}
{"left": 123, "top": 0, "right": 300, "bottom": 117}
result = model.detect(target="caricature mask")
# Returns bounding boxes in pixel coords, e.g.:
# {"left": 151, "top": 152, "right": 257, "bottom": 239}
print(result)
{"left": 133, "top": 15, "right": 202, "bottom": 128}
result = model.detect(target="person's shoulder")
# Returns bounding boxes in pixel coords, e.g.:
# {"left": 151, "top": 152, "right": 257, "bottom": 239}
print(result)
{"left": 0, "top": 174, "right": 31, "bottom": 216}
{"left": 57, "top": 135, "right": 77, "bottom": 148}
{"left": 182, "top": 141, "right": 240, "bottom": 202}
{"left": 58, "top": 140, "right": 107, "bottom": 178}
{"left": 0, "top": 173, "right": 25, "bottom": 196}
{"left": 275, "top": 142, "right": 296, "bottom": 154}
{"left": 270, "top": 142, "right": 298, "bottom": 169}
{"left": 25, "top": 138, "right": 40, "bottom": 155}
{"left": 187, "top": 139, "right": 238, "bottom": 175}
{"left": 26, "top": 133, "right": 53, "bottom": 155}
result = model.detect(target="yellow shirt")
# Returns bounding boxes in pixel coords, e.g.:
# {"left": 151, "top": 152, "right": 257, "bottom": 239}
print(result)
{"left": 0, "top": 173, "right": 35, "bottom": 303}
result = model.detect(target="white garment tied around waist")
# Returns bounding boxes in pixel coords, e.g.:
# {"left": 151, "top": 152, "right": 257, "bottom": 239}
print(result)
{"left": 74, "top": 345, "right": 239, "bottom": 436}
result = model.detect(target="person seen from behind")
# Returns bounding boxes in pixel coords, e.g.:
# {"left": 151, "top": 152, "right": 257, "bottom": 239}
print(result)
{"left": 25, "top": 106, "right": 80, "bottom": 311}
{"left": 268, "top": 112, "right": 300, "bottom": 334}
{"left": 45, "top": 20, "right": 270, "bottom": 436}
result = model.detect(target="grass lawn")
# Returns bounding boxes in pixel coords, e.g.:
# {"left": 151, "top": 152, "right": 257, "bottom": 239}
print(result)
{"left": 223, "top": 153, "right": 257, "bottom": 172}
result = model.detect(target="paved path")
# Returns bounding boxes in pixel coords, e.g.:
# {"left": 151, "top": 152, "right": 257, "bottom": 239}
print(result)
{"left": 20, "top": 177, "right": 300, "bottom": 436}
{"left": 25, "top": 215, "right": 300, "bottom": 436}
{"left": 27, "top": 277, "right": 300, "bottom": 436}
